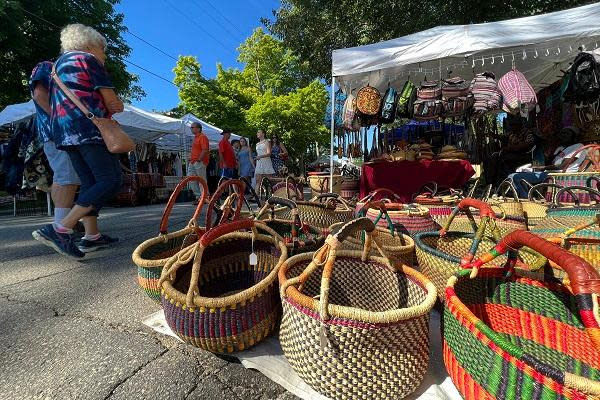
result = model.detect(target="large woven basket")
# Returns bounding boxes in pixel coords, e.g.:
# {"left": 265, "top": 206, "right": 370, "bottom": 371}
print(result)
{"left": 415, "top": 198, "right": 545, "bottom": 300}
{"left": 132, "top": 176, "right": 209, "bottom": 303}
{"left": 159, "top": 219, "right": 288, "bottom": 353}
{"left": 413, "top": 181, "right": 462, "bottom": 225}
{"left": 444, "top": 231, "right": 600, "bottom": 400}
{"left": 363, "top": 202, "right": 439, "bottom": 237}
{"left": 279, "top": 218, "right": 437, "bottom": 399}
{"left": 255, "top": 196, "right": 325, "bottom": 256}
{"left": 270, "top": 193, "right": 354, "bottom": 232}
{"left": 270, "top": 176, "right": 304, "bottom": 201}
{"left": 308, "top": 173, "right": 343, "bottom": 195}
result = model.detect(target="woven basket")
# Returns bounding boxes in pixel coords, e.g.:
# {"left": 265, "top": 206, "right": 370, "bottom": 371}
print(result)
{"left": 330, "top": 220, "right": 415, "bottom": 266}
{"left": 415, "top": 198, "right": 545, "bottom": 300}
{"left": 308, "top": 173, "right": 343, "bottom": 195}
{"left": 547, "top": 144, "right": 600, "bottom": 203}
{"left": 271, "top": 176, "right": 304, "bottom": 201}
{"left": 205, "top": 179, "right": 248, "bottom": 227}
{"left": 339, "top": 177, "right": 360, "bottom": 201}
{"left": 255, "top": 196, "right": 325, "bottom": 256}
{"left": 354, "top": 188, "right": 401, "bottom": 216}
{"left": 363, "top": 202, "right": 439, "bottom": 237}
{"left": 159, "top": 219, "right": 288, "bottom": 353}
{"left": 279, "top": 218, "right": 437, "bottom": 399}
{"left": 132, "top": 176, "right": 209, "bottom": 303}
{"left": 444, "top": 231, "right": 600, "bottom": 400}
{"left": 270, "top": 193, "right": 354, "bottom": 232}
{"left": 412, "top": 181, "right": 462, "bottom": 224}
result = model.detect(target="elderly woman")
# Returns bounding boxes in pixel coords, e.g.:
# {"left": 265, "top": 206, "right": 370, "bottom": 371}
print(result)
{"left": 33, "top": 24, "right": 123, "bottom": 258}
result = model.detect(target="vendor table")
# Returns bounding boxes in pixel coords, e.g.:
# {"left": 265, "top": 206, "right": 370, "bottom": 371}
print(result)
{"left": 360, "top": 160, "right": 475, "bottom": 202}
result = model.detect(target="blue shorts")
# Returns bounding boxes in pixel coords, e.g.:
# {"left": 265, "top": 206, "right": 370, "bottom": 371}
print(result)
{"left": 43, "top": 141, "right": 81, "bottom": 185}
{"left": 221, "top": 168, "right": 235, "bottom": 179}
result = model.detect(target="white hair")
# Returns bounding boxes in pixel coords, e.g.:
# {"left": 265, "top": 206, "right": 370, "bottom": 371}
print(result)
{"left": 60, "top": 24, "right": 107, "bottom": 53}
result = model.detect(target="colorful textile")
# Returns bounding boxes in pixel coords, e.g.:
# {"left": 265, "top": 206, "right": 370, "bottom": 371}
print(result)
{"left": 29, "top": 61, "right": 53, "bottom": 143}
{"left": 360, "top": 160, "right": 475, "bottom": 202}
{"left": 49, "top": 51, "right": 114, "bottom": 149}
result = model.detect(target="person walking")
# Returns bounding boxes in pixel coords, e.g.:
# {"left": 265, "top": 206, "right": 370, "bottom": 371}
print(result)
{"left": 218, "top": 129, "right": 237, "bottom": 179}
{"left": 32, "top": 24, "right": 123, "bottom": 258}
{"left": 29, "top": 60, "right": 82, "bottom": 230}
{"left": 270, "top": 135, "right": 288, "bottom": 176}
{"left": 253, "top": 129, "right": 275, "bottom": 190}
{"left": 188, "top": 122, "right": 210, "bottom": 204}
{"left": 236, "top": 137, "right": 255, "bottom": 182}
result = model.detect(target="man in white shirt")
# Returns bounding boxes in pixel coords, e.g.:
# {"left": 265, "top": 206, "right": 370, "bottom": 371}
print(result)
{"left": 551, "top": 126, "right": 585, "bottom": 172}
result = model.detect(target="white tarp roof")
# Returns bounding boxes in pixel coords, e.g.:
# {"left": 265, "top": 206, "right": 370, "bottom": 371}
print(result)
{"left": 0, "top": 100, "right": 35, "bottom": 126}
{"left": 332, "top": 3, "right": 600, "bottom": 92}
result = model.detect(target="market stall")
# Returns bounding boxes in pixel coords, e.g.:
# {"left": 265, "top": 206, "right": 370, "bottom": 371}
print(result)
{"left": 328, "top": 2, "right": 600, "bottom": 195}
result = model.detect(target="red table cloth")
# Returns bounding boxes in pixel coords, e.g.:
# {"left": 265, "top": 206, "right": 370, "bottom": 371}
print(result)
{"left": 360, "top": 160, "right": 475, "bottom": 202}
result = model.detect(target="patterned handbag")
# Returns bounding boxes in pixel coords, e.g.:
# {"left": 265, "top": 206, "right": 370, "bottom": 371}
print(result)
{"left": 442, "top": 77, "right": 470, "bottom": 100}
{"left": 497, "top": 68, "right": 537, "bottom": 115}
{"left": 342, "top": 93, "right": 360, "bottom": 131}
{"left": 470, "top": 71, "right": 502, "bottom": 113}
{"left": 417, "top": 80, "right": 442, "bottom": 100}
{"left": 279, "top": 218, "right": 436, "bottom": 399}
{"left": 413, "top": 99, "right": 444, "bottom": 120}
{"left": 361, "top": 201, "right": 439, "bottom": 237}
{"left": 444, "top": 231, "right": 600, "bottom": 400}
{"left": 355, "top": 85, "right": 381, "bottom": 116}
{"left": 159, "top": 219, "right": 288, "bottom": 353}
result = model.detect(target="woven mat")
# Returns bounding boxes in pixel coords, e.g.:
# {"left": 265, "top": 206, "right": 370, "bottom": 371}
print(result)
{"left": 142, "top": 310, "right": 461, "bottom": 400}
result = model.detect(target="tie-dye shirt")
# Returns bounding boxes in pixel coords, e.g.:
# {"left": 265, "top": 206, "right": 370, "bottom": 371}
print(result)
{"left": 28, "top": 61, "right": 53, "bottom": 143}
{"left": 50, "top": 51, "right": 114, "bottom": 148}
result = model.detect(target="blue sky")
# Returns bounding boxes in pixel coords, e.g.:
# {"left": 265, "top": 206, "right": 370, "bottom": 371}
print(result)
{"left": 116, "top": 0, "right": 280, "bottom": 112}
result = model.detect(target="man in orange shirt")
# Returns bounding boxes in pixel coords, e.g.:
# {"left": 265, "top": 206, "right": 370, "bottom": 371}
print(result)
{"left": 218, "top": 129, "right": 237, "bottom": 179}
{"left": 188, "top": 122, "right": 210, "bottom": 204}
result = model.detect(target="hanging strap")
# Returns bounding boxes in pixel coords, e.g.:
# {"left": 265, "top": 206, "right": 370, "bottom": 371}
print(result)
{"left": 51, "top": 63, "right": 96, "bottom": 120}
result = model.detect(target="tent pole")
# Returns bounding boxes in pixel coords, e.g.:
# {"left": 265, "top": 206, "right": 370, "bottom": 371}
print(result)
{"left": 329, "top": 76, "right": 336, "bottom": 193}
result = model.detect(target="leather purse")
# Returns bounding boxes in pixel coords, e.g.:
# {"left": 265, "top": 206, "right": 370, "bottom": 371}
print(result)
{"left": 51, "top": 64, "right": 134, "bottom": 154}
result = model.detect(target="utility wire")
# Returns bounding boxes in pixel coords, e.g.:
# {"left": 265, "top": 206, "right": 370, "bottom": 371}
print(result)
{"left": 161, "top": 0, "right": 238, "bottom": 57}
{"left": 125, "top": 29, "right": 178, "bottom": 61}
{"left": 185, "top": 0, "right": 243, "bottom": 47}
{"left": 203, "top": 0, "right": 247, "bottom": 42}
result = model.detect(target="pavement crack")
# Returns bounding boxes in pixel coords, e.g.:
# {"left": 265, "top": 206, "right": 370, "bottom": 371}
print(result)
{"left": 0, "top": 292, "right": 65, "bottom": 317}
{"left": 0, "top": 266, "right": 82, "bottom": 289}
{"left": 103, "top": 348, "right": 169, "bottom": 399}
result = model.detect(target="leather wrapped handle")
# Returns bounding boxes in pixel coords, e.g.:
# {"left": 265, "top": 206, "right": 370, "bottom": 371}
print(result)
{"left": 587, "top": 175, "right": 600, "bottom": 189}
{"left": 160, "top": 176, "right": 208, "bottom": 234}
{"left": 358, "top": 188, "right": 399, "bottom": 203}
{"left": 285, "top": 176, "right": 303, "bottom": 200}
{"left": 316, "top": 193, "right": 342, "bottom": 201}
{"left": 495, "top": 179, "right": 520, "bottom": 201}
{"left": 496, "top": 231, "right": 600, "bottom": 295}
{"left": 417, "top": 181, "right": 438, "bottom": 197}
{"left": 200, "top": 219, "right": 253, "bottom": 247}
{"left": 267, "top": 196, "right": 297, "bottom": 210}
{"left": 457, "top": 198, "right": 496, "bottom": 218}
{"left": 333, "top": 217, "right": 376, "bottom": 243}
{"left": 205, "top": 179, "right": 246, "bottom": 229}
{"left": 554, "top": 185, "right": 600, "bottom": 207}
{"left": 527, "top": 182, "right": 563, "bottom": 202}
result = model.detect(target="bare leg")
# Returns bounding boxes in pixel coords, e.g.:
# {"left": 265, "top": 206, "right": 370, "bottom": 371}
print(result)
{"left": 82, "top": 216, "right": 99, "bottom": 236}
{"left": 51, "top": 184, "right": 78, "bottom": 208}
{"left": 60, "top": 205, "right": 94, "bottom": 230}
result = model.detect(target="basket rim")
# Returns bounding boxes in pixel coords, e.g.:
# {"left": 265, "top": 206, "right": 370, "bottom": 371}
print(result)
{"left": 446, "top": 269, "right": 600, "bottom": 396}
{"left": 160, "top": 231, "right": 287, "bottom": 309}
{"left": 262, "top": 218, "right": 325, "bottom": 237}
{"left": 279, "top": 250, "right": 436, "bottom": 323}
{"left": 132, "top": 226, "right": 204, "bottom": 268}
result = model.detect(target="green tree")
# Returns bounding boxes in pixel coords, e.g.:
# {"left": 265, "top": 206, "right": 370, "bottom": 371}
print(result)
{"left": 263, "top": 0, "right": 592, "bottom": 80}
{"left": 245, "top": 80, "right": 328, "bottom": 173}
{"left": 0, "top": 0, "right": 143, "bottom": 108}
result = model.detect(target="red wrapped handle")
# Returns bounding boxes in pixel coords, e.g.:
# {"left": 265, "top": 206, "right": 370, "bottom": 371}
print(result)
{"left": 456, "top": 198, "right": 496, "bottom": 218}
{"left": 205, "top": 179, "right": 246, "bottom": 229}
{"left": 160, "top": 176, "right": 208, "bottom": 234}
{"left": 200, "top": 219, "right": 254, "bottom": 247}
{"left": 492, "top": 231, "right": 600, "bottom": 295}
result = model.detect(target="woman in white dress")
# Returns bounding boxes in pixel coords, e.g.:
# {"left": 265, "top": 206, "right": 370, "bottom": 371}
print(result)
{"left": 254, "top": 129, "right": 275, "bottom": 190}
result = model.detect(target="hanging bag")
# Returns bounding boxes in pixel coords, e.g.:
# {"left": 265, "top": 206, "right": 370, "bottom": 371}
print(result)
{"left": 51, "top": 64, "right": 135, "bottom": 154}
{"left": 279, "top": 218, "right": 436, "bottom": 399}
{"left": 397, "top": 80, "right": 417, "bottom": 118}
{"left": 497, "top": 68, "right": 537, "bottom": 115}
{"left": 379, "top": 86, "right": 398, "bottom": 123}
{"left": 444, "top": 231, "right": 600, "bottom": 400}
{"left": 355, "top": 85, "right": 382, "bottom": 116}
{"left": 470, "top": 71, "right": 503, "bottom": 113}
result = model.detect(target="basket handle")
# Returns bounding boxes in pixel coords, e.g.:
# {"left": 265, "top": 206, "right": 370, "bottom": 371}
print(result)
{"left": 495, "top": 179, "right": 520, "bottom": 201}
{"left": 417, "top": 181, "right": 439, "bottom": 197}
{"left": 587, "top": 175, "right": 600, "bottom": 190}
{"left": 313, "top": 193, "right": 351, "bottom": 211}
{"left": 205, "top": 179, "right": 246, "bottom": 230}
{"left": 255, "top": 196, "right": 298, "bottom": 222}
{"left": 561, "top": 144, "right": 600, "bottom": 173}
{"left": 159, "top": 176, "right": 209, "bottom": 234}
{"left": 527, "top": 182, "right": 563, "bottom": 203}
{"left": 554, "top": 185, "right": 600, "bottom": 207}
{"left": 285, "top": 176, "right": 303, "bottom": 200}
{"left": 466, "top": 230, "right": 600, "bottom": 349}
{"left": 356, "top": 200, "right": 396, "bottom": 236}
{"left": 358, "top": 188, "right": 400, "bottom": 204}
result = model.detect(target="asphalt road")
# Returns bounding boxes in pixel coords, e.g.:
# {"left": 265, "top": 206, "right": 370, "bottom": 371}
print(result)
{"left": 0, "top": 203, "right": 296, "bottom": 400}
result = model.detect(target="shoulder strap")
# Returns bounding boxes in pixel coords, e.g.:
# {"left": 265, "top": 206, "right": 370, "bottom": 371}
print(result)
{"left": 51, "top": 63, "right": 95, "bottom": 119}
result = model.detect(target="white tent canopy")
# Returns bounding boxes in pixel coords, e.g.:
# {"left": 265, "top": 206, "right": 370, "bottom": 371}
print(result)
{"left": 0, "top": 100, "right": 35, "bottom": 126}
{"left": 332, "top": 2, "right": 600, "bottom": 92}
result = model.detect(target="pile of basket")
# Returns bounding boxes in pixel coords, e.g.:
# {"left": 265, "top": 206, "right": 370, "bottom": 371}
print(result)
{"left": 130, "top": 175, "right": 600, "bottom": 400}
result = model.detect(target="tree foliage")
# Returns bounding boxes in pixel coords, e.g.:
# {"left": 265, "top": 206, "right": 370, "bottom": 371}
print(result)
{"left": 262, "top": 0, "right": 593, "bottom": 80}
{"left": 173, "top": 28, "right": 328, "bottom": 167}
{"left": 0, "top": 0, "right": 143, "bottom": 108}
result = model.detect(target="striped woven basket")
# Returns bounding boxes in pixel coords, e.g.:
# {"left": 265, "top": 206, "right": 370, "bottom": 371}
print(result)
{"left": 547, "top": 144, "right": 600, "bottom": 204}
{"left": 270, "top": 176, "right": 304, "bottom": 201}
{"left": 415, "top": 198, "right": 545, "bottom": 301}
{"left": 413, "top": 181, "right": 462, "bottom": 225}
{"left": 132, "top": 176, "right": 209, "bottom": 303}
{"left": 363, "top": 202, "right": 440, "bottom": 237}
{"left": 269, "top": 193, "right": 354, "bottom": 232}
{"left": 444, "top": 231, "right": 600, "bottom": 400}
{"left": 255, "top": 196, "right": 325, "bottom": 256}
{"left": 308, "top": 173, "right": 343, "bottom": 195}
{"left": 278, "top": 218, "right": 437, "bottom": 399}
{"left": 159, "top": 219, "right": 288, "bottom": 353}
